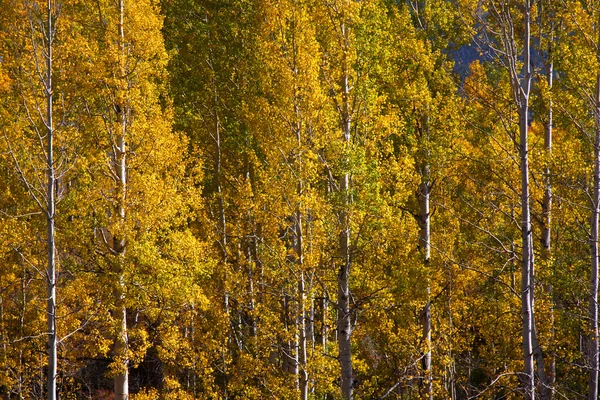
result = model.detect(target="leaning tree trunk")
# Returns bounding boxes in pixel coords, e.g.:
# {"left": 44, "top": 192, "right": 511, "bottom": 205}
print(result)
{"left": 45, "top": 1, "right": 57, "bottom": 398}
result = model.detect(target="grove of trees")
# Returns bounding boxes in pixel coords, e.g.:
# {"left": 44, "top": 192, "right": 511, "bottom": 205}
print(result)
{"left": 2, "top": 0, "right": 600, "bottom": 399}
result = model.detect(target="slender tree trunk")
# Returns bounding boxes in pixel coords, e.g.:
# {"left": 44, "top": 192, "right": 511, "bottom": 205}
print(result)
{"left": 113, "top": 111, "right": 129, "bottom": 400}
{"left": 530, "top": 237, "right": 547, "bottom": 394}
{"left": 588, "top": 71, "right": 600, "bottom": 400}
{"left": 208, "top": 44, "right": 231, "bottom": 398}
{"left": 338, "top": 180, "right": 352, "bottom": 400}
{"left": 45, "top": 1, "right": 57, "bottom": 398}
{"left": 337, "top": 24, "right": 353, "bottom": 397}
{"left": 541, "top": 55, "right": 553, "bottom": 273}
{"left": 321, "top": 296, "right": 328, "bottom": 348}
{"left": 282, "top": 293, "right": 298, "bottom": 375}
{"left": 540, "top": 44, "right": 554, "bottom": 400}
{"left": 520, "top": 98, "right": 535, "bottom": 400}
{"left": 296, "top": 171, "right": 308, "bottom": 399}
{"left": 417, "top": 110, "right": 433, "bottom": 400}
{"left": 291, "top": 44, "right": 309, "bottom": 395}
{"left": 298, "top": 271, "right": 308, "bottom": 400}
{"left": 113, "top": 1, "right": 129, "bottom": 397}
{"left": 418, "top": 175, "right": 432, "bottom": 400}
{"left": 214, "top": 76, "right": 227, "bottom": 265}
{"left": 518, "top": 2, "right": 535, "bottom": 398}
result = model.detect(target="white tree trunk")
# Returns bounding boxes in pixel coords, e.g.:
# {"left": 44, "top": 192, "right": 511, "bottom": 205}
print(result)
{"left": 113, "top": 119, "right": 129, "bottom": 400}
{"left": 45, "top": 1, "right": 57, "bottom": 398}
{"left": 298, "top": 271, "right": 308, "bottom": 400}
{"left": 338, "top": 43, "right": 353, "bottom": 399}
{"left": 588, "top": 71, "right": 600, "bottom": 400}
{"left": 296, "top": 173, "right": 308, "bottom": 399}
{"left": 113, "top": 1, "right": 129, "bottom": 397}
{"left": 515, "top": 2, "right": 535, "bottom": 398}
{"left": 542, "top": 45, "right": 555, "bottom": 400}
{"left": 418, "top": 177, "right": 432, "bottom": 400}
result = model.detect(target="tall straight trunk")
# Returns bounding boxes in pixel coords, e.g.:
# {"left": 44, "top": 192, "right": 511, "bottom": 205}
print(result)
{"left": 540, "top": 42, "right": 554, "bottom": 400}
{"left": 296, "top": 143, "right": 308, "bottom": 400}
{"left": 337, "top": 23, "right": 352, "bottom": 397}
{"left": 213, "top": 72, "right": 227, "bottom": 264}
{"left": 338, "top": 175, "right": 352, "bottom": 400}
{"left": 519, "top": 86, "right": 535, "bottom": 398}
{"left": 45, "top": 1, "right": 57, "bottom": 398}
{"left": 298, "top": 271, "right": 308, "bottom": 400}
{"left": 290, "top": 36, "right": 309, "bottom": 393}
{"left": 209, "top": 45, "right": 230, "bottom": 399}
{"left": 417, "top": 110, "right": 432, "bottom": 400}
{"left": 541, "top": 53, "right": 553, "bottom": 275}
{"left": 113, "top": 1, "right": 129, "bottom": 397}
{"left": 113, "top": 115, "right": 129, "bottom": 397}
{"left": 520, "top": 109, "right": 534, "bottom": 400}
{"left": 516, "top": 2, "right": 535, "bottom": 398}
{"left": 418, "top": 176, "right": 432, "bottom": 400}
{"left": 588, "top": 71, "right": 600, "bottom": 400}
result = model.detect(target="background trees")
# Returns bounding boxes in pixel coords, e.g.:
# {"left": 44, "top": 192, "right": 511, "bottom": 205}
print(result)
{"left": 5, "top": 0, "right": 600, "bottom": 399}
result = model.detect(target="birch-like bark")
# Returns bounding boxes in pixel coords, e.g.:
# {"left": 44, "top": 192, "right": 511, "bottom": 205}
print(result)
{"left": 519, "top": 4, "right": 535, "bottom": 392}
{"left": 588, "top": 69, "right": 600, "bottom": 400}
{"left": 484, "top": 6, "right": 538, "bottom": 394}
{"left": 298, "top": 271, "right": 308, "bottom": 400}
{"left": 418, "top": 174, "right": 432, "bottom": 400}
{"left": 296, "top": 141, "right": 308, "bottom": 400}
{"left": 496, "top": 1, "right": 536, "bottom": 397}
{"left": 337, "top": 17, "right": 353, "bottom": 397}
{"left": 540, "top": 36, "right": 554, "bottom": 400}
{"left": 213, "top": 70, "right": 227, "bottom": 265}
{"left": 113, "top": 1, "right": 129, "bottom": 397}
{"left": 45, "top": 1, "right": 57, "bottom": 398}
{"left": 208, "top": 41, "right": 231, "bottom": 398}
{"left": 282, "top": 293, "right": 299, "bottom": 375}
{"left": 417, "top": 110, "right": 432, "bottom": 399}
{"left": 541, "top": 49, "right": 553, "bottom": 274}
{"left": 321, "top": 296, "right": 328, "bottom": 348}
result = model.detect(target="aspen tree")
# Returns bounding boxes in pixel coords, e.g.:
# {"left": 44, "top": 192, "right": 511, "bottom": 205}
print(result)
{"left": 249, "top": 0, "right": 331, "bottom": 396}
{"left": 319, "top": 0, "right": 355, "bottom": 394}
{"left": 0, "top": 1, "right": 62, "bottom": 398}
{"left": 64, "top": 0, "right": 196, "bottom": 396}
{"left": 45, "top": 1, "right": 57, "bottom": 397}
{"left": 553, "top": 1, "right": 600, "bottom": 396}
{"left": 315, "top": 0, "right": 396, "bottom": 397}
{"left": 535, "top": 2, "right": 558, "bottom": 396}
{"left": 472, "top": 1, "right": 541, "bottom": 396}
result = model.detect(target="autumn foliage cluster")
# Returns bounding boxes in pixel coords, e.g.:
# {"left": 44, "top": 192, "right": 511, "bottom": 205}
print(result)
{"left": 2, "top": 0, "right": 600, "bottom": 399}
